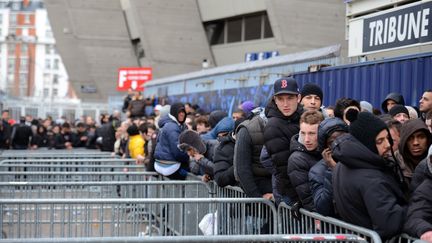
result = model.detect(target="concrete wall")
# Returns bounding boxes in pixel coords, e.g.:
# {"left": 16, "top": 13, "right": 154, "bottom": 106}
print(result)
{"left": 44, "top": 0, "right": 138, "bottom": 101}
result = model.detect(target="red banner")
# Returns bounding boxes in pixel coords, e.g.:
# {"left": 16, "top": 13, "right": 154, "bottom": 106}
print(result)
{"left": 117, "top": 67, "right": 152, "bottom": 91}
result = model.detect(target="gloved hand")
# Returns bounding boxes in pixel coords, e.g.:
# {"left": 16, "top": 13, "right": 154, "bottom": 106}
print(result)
{"left": 290, "top": 201, "right": 302, "bottom": 220}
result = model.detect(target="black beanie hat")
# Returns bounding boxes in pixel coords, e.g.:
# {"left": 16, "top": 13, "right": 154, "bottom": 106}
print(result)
{"left": 300, "top": 83, "right": 323, "bottom": 101}
{"left": 208, "top": 110, "right": 228, "bottom": 128}
{"left": 388, "top": 104, "right": 410, "bottom": 118}
{"left": 127, "top": 124, "right": 140, "bottom": 136}
{"left": 178, "top": 130, "right": 206, "bottom": 154}
{"left": 349, "top": 112, "right": 388, "bottom": 154}
{"left": 170, "top": 102, "right": 186, "bottom": 123}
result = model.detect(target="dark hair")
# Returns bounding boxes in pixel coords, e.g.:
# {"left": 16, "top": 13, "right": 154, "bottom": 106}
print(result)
{"left": 195, "top": 116, "right": 210, "bottom": 127}
{"left": 334, "top": 97, "right": 360, "bottom": 120}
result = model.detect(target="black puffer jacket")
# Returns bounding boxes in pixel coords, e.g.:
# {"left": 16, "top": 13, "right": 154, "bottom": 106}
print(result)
{"left": 213, "top": 134, "right": 236, "bottom": 187}
{"left": 381, "top": 92, "right": 405, "bottom": 113}
{"left": 332, "top": 134, "right": 407, "bottom": 240}
{"left": 287, "top": 134, "right": 322, "bottom": 211}
{"left": 263, "top": 100, "right": 302, "bottom": 202}
{"left": 404, "top": 157, "right": 432, "bottom": 238}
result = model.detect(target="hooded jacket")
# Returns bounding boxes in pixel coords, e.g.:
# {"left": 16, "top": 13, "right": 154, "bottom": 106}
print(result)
{"left": 154, "top": 115, "right": 189, "bottom": 164}
{"left": 263, "top": 99, "right": 302, "bottom": 202}
{"left": 404, "top": 156, "right": 432, "bottom": 238}
{"left": 201, "top": 117, "right": 234, "bottom": 141}
{"left": 213, "top": 134, "right": 237, "bottom": 187}
{"left": 332, "top": 134, "right": 407, "bottom": 240}
{"left": 381, "top": 92, "right": 405, "bottom": 113}
{"left": 287, "top": 134, "right": 322, "bottom": 211}
{"left": 399, "top": 119, "right": 432, "bottom": 180}
{"left": 309, "top": 117, "right": 348, "bottom": 216}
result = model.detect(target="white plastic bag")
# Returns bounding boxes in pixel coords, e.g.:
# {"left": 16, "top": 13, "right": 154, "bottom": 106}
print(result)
{"left": 199, "top": 211, "right": 218, "bottom": 235}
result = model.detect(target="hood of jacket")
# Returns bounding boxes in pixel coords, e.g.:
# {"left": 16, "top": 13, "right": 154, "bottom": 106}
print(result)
{"left": 158, "top": 114, "right": 178, "bottom": 129}
{"left": 317, "top": 117, "right": 348, "bottom": 152}
{"left": 332, "top": 133, "right": 394, "bottom": 170}
{"left": 399, "top": 119, "right": 432, "bottom": 167}
{"left": 381, "top": 92, "right": 405, "bottom": 113}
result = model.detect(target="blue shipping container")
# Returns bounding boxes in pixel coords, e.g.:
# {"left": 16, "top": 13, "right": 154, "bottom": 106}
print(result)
{"left": 165, "top": 53, "right": 432, "bottom": 113}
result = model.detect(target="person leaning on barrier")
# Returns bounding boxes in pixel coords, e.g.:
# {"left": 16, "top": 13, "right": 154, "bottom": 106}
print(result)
{"left": 53, "top": 122, "right": 75, "bottom": 150}
{"left": 263, "top": 77, "right": 302, "bottom": 204}
{"left": 404, "top": 146, "right": 432, "bottom": 242}
{"left": 332, "top": 112, "right": 408, "bottom": 240}
{"left": 233, "top": 106, "right": 272, "bottom": 199}
{"left": 287, "top": 110, "right": 324, "bottom": 212}
{"left": 153, "top": 103, "right": 189, "bottom": 180}
{"left": 213, "top": 117, "right": 246, "bottom": 187}
{"left": 308, "top": 117, "right": 348, "bottom": 217}
{"left": 178, "top": 129, "right": 218, "bottom": 182}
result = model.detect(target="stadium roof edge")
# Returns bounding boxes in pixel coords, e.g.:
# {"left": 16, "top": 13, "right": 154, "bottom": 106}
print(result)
{"left": 144, "top": 44, "right": 341, "bottom": 87}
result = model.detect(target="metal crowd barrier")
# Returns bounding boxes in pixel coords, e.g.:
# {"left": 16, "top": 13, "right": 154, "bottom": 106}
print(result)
{"left": 0, "top": 164, "right": 143, "bottom": 173}
{"left": 0, "top": 234, "right": 369, "bottom": 242}
{"left": 0, "top": 150, "right": 114, "bottom": 160}
{"left": 0, "top": 181, "right": 211, "bottom": 199}
{"left": 0, "top": 171, "right": 160, "bottom": 182}
{"left": 0, "top": 158, "right": 135, "bottom": 166}
{"left": 0, "top": 198, "right": 277, "bottom": 239}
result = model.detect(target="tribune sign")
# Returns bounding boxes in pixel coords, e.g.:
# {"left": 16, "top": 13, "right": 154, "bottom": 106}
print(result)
{"left": 117, "top": 67, "right": 152, "bottom": 91}
{"left": 348, "top": 1, "right": 432, "bottom": 57}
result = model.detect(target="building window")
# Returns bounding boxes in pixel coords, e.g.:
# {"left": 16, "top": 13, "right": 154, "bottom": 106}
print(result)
{"left": 24, "top": 14, "right": 30, "bottom": 24}
{"left": 205, "top": 21, "right": 224, "bottom": 45}
{"left": 53, "top": 59, "right": 59, "bottom": 70}
{"left": 8, "top": 58, "right": 15, "bottom": 72}
{"left": 53, "top": 88, "right": 58, "bottom": 96}
{"left": 263, "top": 15, "right": 273, "bottom": 38}
{"left": 43, "top": 88, "right": 49, "bottom": 97}
{"left": 9, "top": 14, "right": 17, "bottom": 25}
{"left": 19, "top": 73, "right": 27, "bottom": 85}
{"left": 227, "top": 17, "right": 242, "bottom": 43}
{"left": 204, "top": 11, "right": 274, "bottom": 45}
{"left": 45, "top": 44, "right": 52, "bottom": 54}
{"left": 21, "top": 43, "right": 28, "bottom": 54}
{"left": 8, "top": 44, "right": 16, "bottom": 54}
{"left": 11, "top": 2, "right": 20, "bottom": 11}
{"left": 20, "top": 58, "right": 28, "bottom": 70}
{"left": 45, "top": 59, "right": 51, "bottom": 69}
{"left": 0, "top": 14, "right": 3, "bottom": 24}
{"left": 244, "top": 14, "right": 262, "bottom": 41}
{"left": 53, "top": 74, "right": 59, "bottom": 84}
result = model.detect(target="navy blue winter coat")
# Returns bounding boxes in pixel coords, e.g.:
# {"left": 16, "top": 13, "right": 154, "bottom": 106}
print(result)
{"left": 154, "top": 115, "right": 189, "bottom": 164}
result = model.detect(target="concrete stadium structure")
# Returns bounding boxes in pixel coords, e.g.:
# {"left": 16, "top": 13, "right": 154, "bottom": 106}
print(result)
{"left": 44, "top": 0, "right": 347, "bottom": 102}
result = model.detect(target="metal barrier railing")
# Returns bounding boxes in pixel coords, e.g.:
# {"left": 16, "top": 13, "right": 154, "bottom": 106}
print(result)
{"left": 0, "top": 150, "right": 114, "bottom": 160}
{"left": 0, "top": 158, "right": 135, "bottom": 165}
{"left": 0, "top": 181, "right": 212, "bottom": 199}
{"left": 0, "top": 171, "right": 160, "bottom": 182}
{"left": 277, "top": 202, "right": 382, "bottom": 243}
{"left": 0, "top": 198, "right": 277, "bottom": 239}
{"left": 0, "top": 234, "right": 369, "bottom": 242}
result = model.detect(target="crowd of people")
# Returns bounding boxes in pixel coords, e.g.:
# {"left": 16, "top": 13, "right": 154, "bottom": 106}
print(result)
{"left": 0, "top": 80, "right": 432, "bottom": 241}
